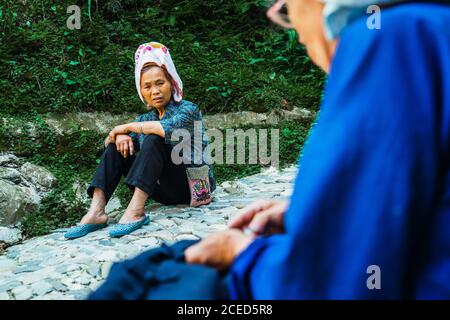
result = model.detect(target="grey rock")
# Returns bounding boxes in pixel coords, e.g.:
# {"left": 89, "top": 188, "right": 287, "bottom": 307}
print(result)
{"left": 110, "top": 237, "right": 129, "bottom": 245}
{"left": 154, "top": 218, "right": 176, "bottom": 227}
{"left": 208, "top": 223, "right": 227, "bottom": 231}
{"left": 72, "top": 180, "right": 90, "bottom": 206}
{"left": 69, "top": 288, "right": 92, "bottom": 300}
{"left": 175, "top": 234, "right": 199, "bottom": 241}
{"left": 202, "top": 107, "right": 313, "bottom": 130}
{"left": 107, "top": 210, "right": 122, "bottom": 222}
{"left": 114, "top": 245, "right": 141, "bottom": 260}
{"left": 129, "top": 227, "right": 153, "bottom": 236}
{"left": 3, "top": 109, "right": 312, "bottom": 140}
{"left": 77, "top": 275, "right": 92, "bottom": 286}
{"left": 0, "top": 257, "right": 18, "bottom": 272}
{"left": 47, "top": 279, "right": 68, "bottom": 292}
{"left": 0, "top": 291, "right": 10, "bottom": 300}
{"left": 50, "top": 228, "right": 69, "bottom": 234}
{"left": 4, "top": 248, "right": 21, "bottom": 259}
{"left": 0, "top": 153, "right": 21, "bottom": 167}
{"left": 192, "top": 230, "right": 212, "bottom": 239}
{"left": 80, "top": 247, "right": 95, "bottom": 255}
{"left": 200, "top": 215, "right": 226, "bottom": 225}
{"left": 44, "top": 112, "right": 136, "bottom": 136}
{"left": 15, "top": 264, "right": 42, "bottom": 274}
{"left": 132, "top": 237, "right": 158, "bottom": 247}
{"left": 11, "top": 285, "right": 33, "bottom": 300}
{"left": 97, "top": 250, "right": 118, "bottom": 262}
{"left": 33, "top": 245, "right": 55, "bottom": 254}
{"left": 20, "top": 163, "right": 56, "bottom": 190}
{"left": 87, "top": 264, "right": 101, "bottom": 278}
{"left": 152, "top": 230, "right": 174, "bottom": 242}
{"left": 166, "top": 212, "right": 191, "bottom": 219}
{"left": 33, "top": 291, "right": 69, "bottom": 300}
{"left": 0, "top": 167, "right": 22, "bottom": 184}
{"left": 185, "top": 207, "right": 204, "bottom": 212}
{"left": 0, "top": 280, "right": 22, "bottom": 292}
{"left": 0, "top": 153, "right": 56, "bottom": 226}
{"left": 105, "top": 196, "right": 122, "bottom": 214}
{"left": 166, "top": 226, "right": 182, "bottom": 235}
{"left": 41, "top": 256, "right": 66, "bottom": 267}
{"left": 0, "top": 181, "right": 38, "bottom": 226}
{"left": 101, "top": 262, "right": 113, "bottom": 279}
{"left": 88, "top": 280, "right": 102, "bottom": 292}
{"left": 98, "top": 239, "right": 114, "bottom": 247}
{"left": 19, "top": 267, "right": 55, "bottom": 285}
{"left": 55, "top": 264, "right": 81, "bottom": 274}
{"left": 30, "top": 280, "right": 53, "bottom": 296}
{"left": 221, "top": 181, "right": 251, "bottom": 195}
{"left": 0, "top": 165, "right": 299, "bottom": 300}
{"left": 204, "top": 203, "right": 233, "bottom": 210}
{"left": 138, "top": 223, "right": 161, "bottom": 233}
{"left": 70, "top": 254, "right": 92, "bottom": 265}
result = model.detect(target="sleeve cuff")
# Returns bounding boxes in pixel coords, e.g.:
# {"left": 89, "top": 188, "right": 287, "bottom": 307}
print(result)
{"left": 159, "top": 119, "right": 173, "bottom": 144}
{"left": 227, "top": 236, "right": 271, "bottom": 300}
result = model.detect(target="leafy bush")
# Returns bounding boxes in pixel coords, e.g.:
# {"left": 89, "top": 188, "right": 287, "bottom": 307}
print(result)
{"left": 1, "top": 0, "right": 325, "bottom": 115}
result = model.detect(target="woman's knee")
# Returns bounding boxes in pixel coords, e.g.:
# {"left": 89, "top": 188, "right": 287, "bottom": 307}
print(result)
{"left": 104, "top": 143, "right": 120, "bottom": 156}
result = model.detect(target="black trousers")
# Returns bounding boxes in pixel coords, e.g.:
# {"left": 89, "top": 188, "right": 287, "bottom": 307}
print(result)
{"left": 87, "top": 134, "right": 191, "bottom": 205}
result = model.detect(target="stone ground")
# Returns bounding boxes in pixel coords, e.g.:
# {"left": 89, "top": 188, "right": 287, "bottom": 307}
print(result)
{"left": 0, "top": 166, "right": 297, "bottom": 300}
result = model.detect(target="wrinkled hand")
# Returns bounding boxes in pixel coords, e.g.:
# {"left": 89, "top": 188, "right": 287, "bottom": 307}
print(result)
{"left": 228, "top": 199, "right": 289, "bottom": 236}
{"left": 185, "top": 229, "right": 254, "bottom": 270}
{"left": 108, "top": 124, "right": 129, "bottom": 144}
{"left": 115, "top": 134, "right": 135, "bottom": 158}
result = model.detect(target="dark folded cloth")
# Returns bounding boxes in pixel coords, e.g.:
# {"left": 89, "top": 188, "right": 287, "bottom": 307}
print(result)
{"left": 88, "top": 240, "right": 230, "bottom": 300}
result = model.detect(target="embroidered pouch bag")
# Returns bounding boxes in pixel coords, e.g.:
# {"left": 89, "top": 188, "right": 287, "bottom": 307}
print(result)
{"left": 186, "top": 165, "right": 212, "bottom": 207}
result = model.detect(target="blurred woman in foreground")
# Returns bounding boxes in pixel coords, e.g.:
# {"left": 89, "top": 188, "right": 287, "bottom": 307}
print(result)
{"left": 186, "top": 0, "right": 450, "bottom": 299}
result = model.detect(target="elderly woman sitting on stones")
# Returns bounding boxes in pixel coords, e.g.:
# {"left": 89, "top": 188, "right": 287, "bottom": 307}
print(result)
{"left": 65, "top": 42, "right": 215, "bottom": 239}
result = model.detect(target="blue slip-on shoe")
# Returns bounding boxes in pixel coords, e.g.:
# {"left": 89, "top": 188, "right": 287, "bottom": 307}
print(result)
{"left": 109, "top": 215, "right": 150, "bottom": 238}
{"left": 64, "top": 223, "right": 108, "bottom": 240}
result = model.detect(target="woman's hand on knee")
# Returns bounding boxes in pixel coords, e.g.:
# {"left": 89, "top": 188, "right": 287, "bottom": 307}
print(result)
{"left": 115, "top": 134, "right": 134, "bottom": 158}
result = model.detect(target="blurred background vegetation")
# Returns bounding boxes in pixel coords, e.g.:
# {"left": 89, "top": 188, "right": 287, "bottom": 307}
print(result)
{"left": 0, "top": 0, "right": 324, "bottom": 237}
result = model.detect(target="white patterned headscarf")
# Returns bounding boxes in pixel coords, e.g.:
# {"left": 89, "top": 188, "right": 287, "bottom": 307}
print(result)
{"left": 134, "top": 42, "right": 183, "bottom": 104}
{"left": 322, "top": 0, "right": 404, "bottom": 39}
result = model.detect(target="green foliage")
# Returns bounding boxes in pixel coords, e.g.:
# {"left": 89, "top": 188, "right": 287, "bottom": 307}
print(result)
{"left": 213, "top": 119, "right": 312, "bottom": 183}
{"left": 21, "top": 186, "right": 87, "bottom": 238}
{"left": 0, "top": 0, "right": 324, "bottom": 116}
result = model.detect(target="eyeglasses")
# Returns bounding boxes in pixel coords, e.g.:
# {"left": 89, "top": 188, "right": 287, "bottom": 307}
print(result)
{"left": 267, "top": 0, "right": 293, "bottom": 29}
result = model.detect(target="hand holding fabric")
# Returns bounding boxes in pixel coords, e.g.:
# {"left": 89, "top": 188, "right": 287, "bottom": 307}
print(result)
{"left": 184, "top": 229, "right": 254, "bottom": 270}
{"left": 229, "top": 199, "right": 289, "bottom": 236}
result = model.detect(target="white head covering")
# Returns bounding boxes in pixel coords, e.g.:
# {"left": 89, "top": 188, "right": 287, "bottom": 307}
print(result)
{"left": 322, "top": 0, "right": 404, "bottom": 39}
{"left": 134, "top": 42, "right": 183, "bottom": 104}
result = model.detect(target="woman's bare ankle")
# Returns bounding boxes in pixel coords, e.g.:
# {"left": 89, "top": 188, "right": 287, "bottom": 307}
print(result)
{"left": 87, "top": 205, "right": 106, "bottom": 216}
{"left": 80, "top": 207, "right": 108, "bottom": 224}
{"left": 119, "top": 207, "right": 145, "bottom": 223}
